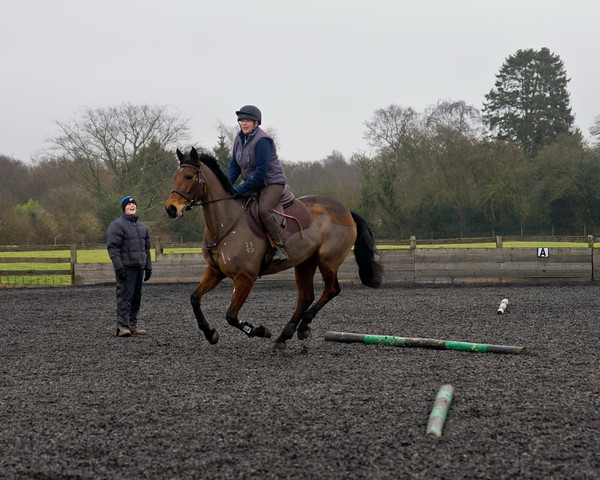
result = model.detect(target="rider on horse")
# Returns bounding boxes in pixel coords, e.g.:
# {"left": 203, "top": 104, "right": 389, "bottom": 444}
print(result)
{"left": 227, "top": 105, "right": 289, "bottom": 264}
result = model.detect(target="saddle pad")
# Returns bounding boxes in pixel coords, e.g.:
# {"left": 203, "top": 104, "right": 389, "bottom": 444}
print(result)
{"left": 248, "top": 199, "right": 312, "bottom": 242}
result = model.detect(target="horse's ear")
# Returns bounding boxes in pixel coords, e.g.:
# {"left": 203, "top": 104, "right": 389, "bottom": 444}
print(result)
{"left": 190, "top": 147, "right": 198, "bottom": 160}
{"left": 176, "top": 149, "right": 184, "bottom": 163}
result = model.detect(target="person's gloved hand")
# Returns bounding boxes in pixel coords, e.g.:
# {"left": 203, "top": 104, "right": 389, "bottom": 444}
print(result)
{"left": 116, "top": 268, "right": 127, "bottom": 281}
{"left": 234, "top": 190, "right": 255, "bottom": 202}
{"left": 144, "top": 268, "right": 152, "bottom": 282}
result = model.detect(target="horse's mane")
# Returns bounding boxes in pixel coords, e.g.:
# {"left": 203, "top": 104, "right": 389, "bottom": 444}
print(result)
{"left": 182, "top": 150, "right": 236, "bottom": 195}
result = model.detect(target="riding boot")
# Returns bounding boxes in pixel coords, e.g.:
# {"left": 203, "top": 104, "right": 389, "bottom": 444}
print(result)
{"left": 262, "top": 215, "right": 288, "bottom": 264}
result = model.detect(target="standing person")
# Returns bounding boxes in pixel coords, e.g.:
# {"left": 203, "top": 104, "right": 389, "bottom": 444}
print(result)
{"left": 107, "top": 196, "right": 152, "bottom": 337}
{"left": 227, "top": 104, "right": 289, "bottom": 264}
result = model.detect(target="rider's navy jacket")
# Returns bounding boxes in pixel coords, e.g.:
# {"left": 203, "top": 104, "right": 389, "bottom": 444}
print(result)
{"left": 227, "top": 127, "right": 286, "bottom": 195}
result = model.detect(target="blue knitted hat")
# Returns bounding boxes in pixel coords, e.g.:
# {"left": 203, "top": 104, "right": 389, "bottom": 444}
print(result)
{"left": 120, "top": 196, "right": 137, "bottom": 211}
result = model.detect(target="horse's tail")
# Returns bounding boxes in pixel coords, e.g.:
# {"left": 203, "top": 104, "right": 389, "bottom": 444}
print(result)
{"left": 351, "top": 211, "right": 384, "bottom": 288}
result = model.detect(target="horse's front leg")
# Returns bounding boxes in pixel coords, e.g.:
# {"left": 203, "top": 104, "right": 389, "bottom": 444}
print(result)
{"left": 191, "top": 266, "right": 225, "bottom": 344}
{"left": 226, "top": 272, "right": 271, "bottom": 339}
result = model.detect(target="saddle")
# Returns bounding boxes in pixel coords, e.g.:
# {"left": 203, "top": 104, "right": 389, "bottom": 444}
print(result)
{"left": 247, "top": 185, "right": 312, "bottom": 242}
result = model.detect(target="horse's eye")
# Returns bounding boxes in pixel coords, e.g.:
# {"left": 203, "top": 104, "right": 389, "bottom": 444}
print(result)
{"left": 185, "top": 175, "right": 194, "bottom": 180}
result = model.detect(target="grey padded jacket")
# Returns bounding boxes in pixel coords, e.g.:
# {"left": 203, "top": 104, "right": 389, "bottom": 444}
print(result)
{"left": 106, "top": 213, "right": 152, "bottom": 271}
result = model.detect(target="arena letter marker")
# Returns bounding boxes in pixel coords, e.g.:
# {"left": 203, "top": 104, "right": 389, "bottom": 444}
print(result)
{"left": 324, "top": 331, "right": 527, "bottom": 354}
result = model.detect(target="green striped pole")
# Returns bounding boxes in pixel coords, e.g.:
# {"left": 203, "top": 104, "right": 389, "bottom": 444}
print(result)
{"left": 426, "top": 384, "right": 454, "bottom": 437}
{"left": 324, "top": 331, "right": 527, "bottom": 354}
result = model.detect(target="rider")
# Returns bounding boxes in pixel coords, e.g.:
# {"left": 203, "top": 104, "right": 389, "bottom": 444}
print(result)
{"left": 227, "top": 105, "right": 289, "bottom": 264}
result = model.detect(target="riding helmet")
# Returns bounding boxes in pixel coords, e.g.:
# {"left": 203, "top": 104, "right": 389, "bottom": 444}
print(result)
{"left": 235, "top": 105, "right": 262, "bottom": 125}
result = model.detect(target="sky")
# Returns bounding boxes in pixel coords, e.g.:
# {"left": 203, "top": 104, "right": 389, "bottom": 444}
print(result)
{"left": 1, "top": 0, "right": 598, "bottom": 164}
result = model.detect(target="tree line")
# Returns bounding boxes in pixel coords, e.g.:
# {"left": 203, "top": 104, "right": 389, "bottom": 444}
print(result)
{"left": 1, "top": 47, "right": 600, "bottom": 245}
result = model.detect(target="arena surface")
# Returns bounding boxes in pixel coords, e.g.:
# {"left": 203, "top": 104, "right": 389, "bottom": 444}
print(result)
{"left": 1, "top": 281, "right": 599, "bottom": 479}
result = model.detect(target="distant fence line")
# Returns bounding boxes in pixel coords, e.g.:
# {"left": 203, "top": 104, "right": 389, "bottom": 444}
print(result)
{"left": 1, "top": 236, "right": 598, "bottom": 287}
{"left": 401, "top": 235, "right": 596, "bottom": 248}
{"left": 0, "top": 245, "right": 76, "bottom": 287}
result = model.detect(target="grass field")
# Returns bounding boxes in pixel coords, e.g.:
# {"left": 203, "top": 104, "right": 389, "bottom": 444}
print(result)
{"left": 0, "top": 242, "right": 593, "bottom": 287}
{"left": 0, "top": 248, "right": 200, "bottom": 287}
{"left": 377, "top": 241, "right": 591, "bottom": 249}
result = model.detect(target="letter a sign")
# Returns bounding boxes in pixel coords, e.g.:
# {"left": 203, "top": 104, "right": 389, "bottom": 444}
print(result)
{"left": 537, "top": 247, "right": 549, "bottom": 258}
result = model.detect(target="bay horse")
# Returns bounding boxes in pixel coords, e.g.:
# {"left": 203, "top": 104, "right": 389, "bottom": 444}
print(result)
{"left": 165, "top": 147, "right": 383, "bottom": 349}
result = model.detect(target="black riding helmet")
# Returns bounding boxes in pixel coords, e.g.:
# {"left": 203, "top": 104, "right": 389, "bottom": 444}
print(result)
{"left": 236, "top": 105, "right": 262, "bottom": 125}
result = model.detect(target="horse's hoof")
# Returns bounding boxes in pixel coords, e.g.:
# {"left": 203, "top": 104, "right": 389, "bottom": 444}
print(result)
{"left": 206, "top": 329, "right": 219, "bottom": 344}
{"left": 255, "top": 326, "right": 271, "bottom": 338}
{"left": 273, "top": 341, "right": 287, "bottom": 350}
{"left": 297, "top": 326, "right": 311, "bottom": 341}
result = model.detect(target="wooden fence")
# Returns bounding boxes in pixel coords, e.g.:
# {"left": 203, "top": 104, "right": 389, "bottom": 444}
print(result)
{"left": 0, "top": 245, "right": 75, "bottom": 287}
{"left": 1, "top": 239, "right": 598, "bottom": 287}
{"left": 75, "top": 245, "right": 598, "bottom": 286}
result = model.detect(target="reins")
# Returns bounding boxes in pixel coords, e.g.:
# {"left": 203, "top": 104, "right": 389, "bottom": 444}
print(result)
{"left": 172, "top": 164, "right": 254, "bottom": 253}
{"left": 204, "top": 207, "right": 246, "bottom": 251}
{"left": 171, "top": 164, "right": 235, "bottom": 209}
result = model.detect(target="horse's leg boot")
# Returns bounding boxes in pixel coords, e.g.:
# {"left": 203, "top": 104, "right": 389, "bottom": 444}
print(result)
{"left": 263, "top": 215, "right": 288, "bottom": 264}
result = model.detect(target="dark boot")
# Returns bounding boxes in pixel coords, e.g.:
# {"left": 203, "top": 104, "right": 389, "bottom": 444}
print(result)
{"left": 272, "top": 244, "right": 288, "bottom": 264}
{"left": 263, "top": 215, "right": 288, "bottom": 264}
{"left": 117, "top": 326, "right": 131, "bottom": 337}
{"left": 130, "top": 326, "right": 147, "bottom": 335}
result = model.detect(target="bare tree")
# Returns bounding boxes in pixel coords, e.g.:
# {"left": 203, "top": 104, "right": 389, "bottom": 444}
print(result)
{"left": 0, "top": 155, "right": 31, "bottom": 204}
{"left": 363, "top": 104, "right": 421, "bottom": 162}
{"left": 425, "top": 100, "right": 483, "bottom": 139}
{"left": 48, "top": 103, "right": 189, "bottom": 202}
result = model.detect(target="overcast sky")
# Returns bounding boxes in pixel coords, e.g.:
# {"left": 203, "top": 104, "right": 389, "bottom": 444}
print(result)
{"left": 1, "top": 0, "right": 598, "bottom": 164}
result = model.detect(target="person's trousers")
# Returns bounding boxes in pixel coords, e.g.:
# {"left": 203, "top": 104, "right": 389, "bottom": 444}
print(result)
{"left": 115, "top": 266, "right": 143, "bottom": 329}
{"left": 257, "top": 184, "right": 285, "bottom": 224}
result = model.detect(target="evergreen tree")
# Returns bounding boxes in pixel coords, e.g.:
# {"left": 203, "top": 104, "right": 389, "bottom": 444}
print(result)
{"left": 483, "top": 47, "right": 574, "bottom": 156}
{"left": 212, "top": 134, "right": 231, "bottom": 174}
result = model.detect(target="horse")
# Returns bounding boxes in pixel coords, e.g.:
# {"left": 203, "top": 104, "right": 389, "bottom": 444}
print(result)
{"left": 164, "top": 147, "right": 383, "bottom": 349}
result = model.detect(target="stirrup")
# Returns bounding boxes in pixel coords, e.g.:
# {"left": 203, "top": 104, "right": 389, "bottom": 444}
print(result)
{"left": 272, "top": 246, "right": 288, "bottom": 264}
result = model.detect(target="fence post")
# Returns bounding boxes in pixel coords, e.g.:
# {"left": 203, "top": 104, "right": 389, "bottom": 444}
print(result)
{"left": 70, "top": 244, "right": 77, "bottom": 285}
{"left": 155, "top": 239, "right": 163, "bottom": 260}
{"left": 591, "top": 236, "right": 595, "bottom": 282}
{"left": 410, "top": 236, "right": 416, "bottom": 250}
{"left": 496, "top": 235, "right": 503, "bottom": 248}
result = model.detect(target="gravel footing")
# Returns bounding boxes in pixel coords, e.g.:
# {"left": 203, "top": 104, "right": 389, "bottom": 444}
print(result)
{"left": 1, "top": 281, "right": 599, "bottom": 479}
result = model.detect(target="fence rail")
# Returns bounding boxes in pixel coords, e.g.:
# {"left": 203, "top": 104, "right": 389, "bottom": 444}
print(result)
{"left": 0, "top": 246, "right": 75, "bottom": 287}
{"left": 75, "top": 246, "right": 598, "bottom": 286}
{"left": 1, "top": 238, "right": 598, "bottom": 287}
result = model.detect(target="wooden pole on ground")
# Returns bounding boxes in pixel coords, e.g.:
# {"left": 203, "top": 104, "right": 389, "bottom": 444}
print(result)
{"left": 324, "top": 331, "right": 527, "bottom": 354}
{"left": 426, "top": 384, "right": 454, "bottom": 437}
{"left": 497, "top": 298, "right": 508, "bottom": 314}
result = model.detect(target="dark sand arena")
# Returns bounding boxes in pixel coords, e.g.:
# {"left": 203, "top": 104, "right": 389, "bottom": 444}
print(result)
{"left": 1, "top": 280, "right": 599, "bottom": 479}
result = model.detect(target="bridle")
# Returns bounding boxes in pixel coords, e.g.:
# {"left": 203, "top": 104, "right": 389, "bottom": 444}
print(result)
{"left": 170, "top": 163, "right": 253, "bottom": 254}
{"left": 171, "top": 164, "right": 234, "bottom": 209}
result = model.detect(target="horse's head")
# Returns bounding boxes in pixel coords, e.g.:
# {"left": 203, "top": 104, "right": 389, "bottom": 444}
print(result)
{"left": 165, "top": 147, "right": 205, "bottom": 218}
{"left": 165, "top": 147, "right": 237, "bottom": 218}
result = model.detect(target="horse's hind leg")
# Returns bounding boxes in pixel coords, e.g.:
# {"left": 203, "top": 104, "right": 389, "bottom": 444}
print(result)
{"left": 191, "top": 266, "right": 225, "bottom": 344}
{"left": 274, "top": 259, "right": 317, "bottom": 349}
{"left": 297, "top": 264, "right": 341, "bottom": 339}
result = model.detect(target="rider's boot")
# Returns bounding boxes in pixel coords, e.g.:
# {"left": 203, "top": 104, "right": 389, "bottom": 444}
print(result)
{"left": 263, "top": 215, "right": 288, "bottom": 264}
